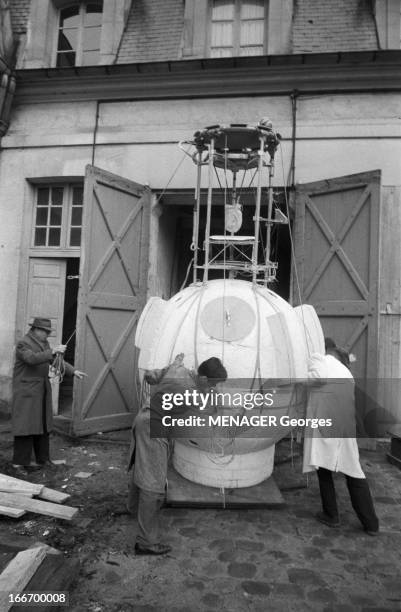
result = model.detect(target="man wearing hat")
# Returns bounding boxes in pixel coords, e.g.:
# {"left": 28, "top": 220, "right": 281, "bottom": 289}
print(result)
{"left": 11, "top": 317, "right": 86, "bottom": 472}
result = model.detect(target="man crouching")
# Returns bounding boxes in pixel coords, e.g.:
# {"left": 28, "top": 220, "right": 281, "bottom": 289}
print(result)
{"left": 128, "top": 355, "right": 227, "bottom": 555}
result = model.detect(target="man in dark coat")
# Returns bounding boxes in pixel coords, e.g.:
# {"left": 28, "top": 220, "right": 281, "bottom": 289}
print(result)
{"left": 12, "top": 317, "right": 86, "bottom": 471}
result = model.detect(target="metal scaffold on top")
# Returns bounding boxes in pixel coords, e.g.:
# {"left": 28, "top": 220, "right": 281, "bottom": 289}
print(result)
{"left": 180, "top": 119, "right": 286, "bottom": 286}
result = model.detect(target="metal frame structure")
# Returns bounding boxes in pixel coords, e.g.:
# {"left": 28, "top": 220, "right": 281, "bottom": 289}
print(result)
{"left": 180, "top": 122, "right": 285, "bottom": 286}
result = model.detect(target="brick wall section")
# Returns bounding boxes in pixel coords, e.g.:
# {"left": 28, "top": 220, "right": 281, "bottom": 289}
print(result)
{"left": 293, "top": 0, "right": 378, "bottom": 53}
{"left": 9, "top": 0, "right": 30, "bottom": 35}
{"left": 117, "top": 0, "right": 184, "bottom": 63}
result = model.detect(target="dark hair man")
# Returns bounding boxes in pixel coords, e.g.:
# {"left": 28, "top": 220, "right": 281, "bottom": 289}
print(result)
{"left": 128, "top": 355, "right": 227, "bottom": 555}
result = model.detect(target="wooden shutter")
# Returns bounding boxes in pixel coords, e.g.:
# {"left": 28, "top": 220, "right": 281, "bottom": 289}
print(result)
{"left": 292, "top": 171, "right": 381, "bottom": 382}
{"left": 72, "top": 166, "right": 150, "bottom": 436}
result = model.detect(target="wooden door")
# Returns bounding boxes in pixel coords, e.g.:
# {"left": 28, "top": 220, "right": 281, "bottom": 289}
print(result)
{"left": 25, "top": 258, "right": 66, "bottom": 350}
{"left": 292, "top": 171, "right": 381, "bottom": 382}
{"left": 72, "top": 166, "right": 150, "bottom": 436}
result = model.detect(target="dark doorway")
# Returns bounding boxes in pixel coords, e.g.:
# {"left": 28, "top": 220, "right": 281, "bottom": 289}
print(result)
{"left": 58, "top": 258, "right": 79, "bottom": 418}
{"left": 159, "top": 188, "right": 292, "bottom": 300}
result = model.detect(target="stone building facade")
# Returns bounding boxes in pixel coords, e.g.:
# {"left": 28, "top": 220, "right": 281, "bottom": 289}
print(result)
{"left": 0, "top": 0, "right": 400, "bottom": 434}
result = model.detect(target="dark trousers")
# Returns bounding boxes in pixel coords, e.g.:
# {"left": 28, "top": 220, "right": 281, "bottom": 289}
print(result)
{"left": 317, "top": 467, "right": 379, "bottom": 532}
{"left": 128, "top": 478, "right": 165, "bottom": 547}
{"left": 13, "top": 433, "right": 50, "bottom": 466}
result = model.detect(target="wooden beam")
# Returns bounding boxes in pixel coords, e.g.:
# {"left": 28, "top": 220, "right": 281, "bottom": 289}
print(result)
{"left": 0, "top": 475, "right": 43, "bottom": 496}
{"left": 0, "top": 493, "right": 78, "bottom": 521}
{"left": 38, "top": 487, "right": 70, "bottom": 504}
{"left": 0, "top": 506, "right": 26, "bottom": 518}
{"left": 0, "top": 476, "right": 69, "bottom": 504}
{"left": 0, "top": 546, "right": 47, "bottom": 612}
{"left": 0, "top": 485, "right": 34, "bottom": 497}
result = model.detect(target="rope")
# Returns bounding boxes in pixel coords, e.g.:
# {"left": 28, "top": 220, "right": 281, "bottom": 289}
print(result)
{"left": 156, "top": 148, "right": 191, "bottom": 205}
{"left": 179, "top": 257, "right": 194, "bottom": 291}
{"left": 49, "top": 329, "right": 77, "bottom": 384}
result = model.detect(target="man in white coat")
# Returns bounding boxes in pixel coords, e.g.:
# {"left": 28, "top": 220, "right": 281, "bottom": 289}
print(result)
{"left": 303, "top": 341, "right": 379, "bottom": 535}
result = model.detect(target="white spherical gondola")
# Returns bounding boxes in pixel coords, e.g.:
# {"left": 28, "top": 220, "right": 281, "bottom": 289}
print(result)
{"left": 136, "top": 122, "right": 324, "bottom": 489}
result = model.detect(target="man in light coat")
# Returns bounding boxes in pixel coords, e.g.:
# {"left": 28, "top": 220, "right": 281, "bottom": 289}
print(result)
{"left": 303, "top": 341, "right": 379, "bottom": 535}
{"left": 12, "top": 317, "right": 85, "bottom": 471}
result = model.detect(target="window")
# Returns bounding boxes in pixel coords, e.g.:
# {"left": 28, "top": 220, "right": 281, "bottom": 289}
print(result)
{"left": 33, "top": 185, "right": 83, "bottom": 248}
{"left": 56, "top": 2, "right": 103, "bottom": 67}
{"left": 210, "top": 0, "right": 266, "bottom": 58}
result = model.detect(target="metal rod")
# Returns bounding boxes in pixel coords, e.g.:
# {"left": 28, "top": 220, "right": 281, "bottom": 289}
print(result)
{"left": 265, "top": 159, "right": 275, "bottom": 282}
{"left": 252, "top": 135, "right": 265, "bottom": 284}
{"left": 203, "top": 137, "right": 215, "bottom": 283}
{"left": 229, "top": 171, "right": 237, "bottom": 279}
{"left": 192, "top": 152, "right": 202, "bottom": 283}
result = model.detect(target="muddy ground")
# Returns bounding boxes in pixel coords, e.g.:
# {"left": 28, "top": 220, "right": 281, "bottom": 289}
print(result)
{"left": 0, "top": 426, "right": 401, "bottom": 612}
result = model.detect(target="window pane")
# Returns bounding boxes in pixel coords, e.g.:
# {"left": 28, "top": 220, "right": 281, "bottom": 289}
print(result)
{"left": 56, "top": 51, "right": 76, "bottom": 67}
{"left": 85, "top": 4, "right": 103, "bottom": 26}
{"left": 36, "top": 207, "right": 48, "bottom": 225}
{"left": 37, "top": 188, "right": 49, "bottom": 206}
{"left": 58, "top": 29, "right": 78, "bottom": 52}
{"left": 241, "top": 0, "right": 265, "bottom": 19}
{"left": 210, "top": 48, "right": 233, "bottom": 57}
{"left": 211, "top": 22, "right": 233, "bottom": 47}
{"left": 212, "top": 0, "right": 234, "bottom": 20}
{"left": 51, "top": 187, "right": 63, "bottom": 206}
{"left": 73, "top": 186, "right": 83, "bottom": 206}
{"left": 50, "top": 207, "right": 62, "bottom": 226}
{"left": 240, "top": 20, "right": 264, "bottom": 45}
{"left": 82, "top": 50, "right": 100, "bottom": 65}
{"left": 240, "top": 45, "right": 264, "bottom": 55}
{"left": 82, "top": 25, "right": 101, "bottom": 51}
{"left": 34, "top": 228, "right": 47, "bottom": 246}
{"left": 60, "top": 6, "right": 80, "bottom": 28}
{"left": 48, "top": 228, "right": 61, "bottom": 246}
{"left": 71, "top": 207, "right": 82, "bottom": 226}
{"left": 70, "top": 227, "right": 82, "bottom": 247}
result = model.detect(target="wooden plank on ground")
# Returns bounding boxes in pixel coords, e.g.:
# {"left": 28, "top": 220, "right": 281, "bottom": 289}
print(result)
{"left": 0, "top": 480, "right": 34, "bottom": 496}
{"left": 28, "top": 542, "right": 60, "bottom": 556}
{"left": 0, "top": 505, "right": 26, "bottom": 518}
{"left": 0, "top": 493, "right": 78, "bottom": 521}
{"left": 38, "top": 487, "right": 70, "bottom": 504}
{"left": 12, "top": 556, "right": 80, "bottom": 612}
{"left": 0, "top": 551, "right": 15, "bottom": 574}
{"left": 166, "top": 467, "right": 285, "bottom": 508}
{"left": 0, "top": 546, "right": 47, "bottom": 612}
{"left": 0, "top": 475, "right": 43, "bottom": 496}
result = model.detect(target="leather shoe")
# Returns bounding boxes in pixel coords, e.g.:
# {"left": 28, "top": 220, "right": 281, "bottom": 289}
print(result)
{"left": 12, "top": 463, "right": 41, "bottom": 473}
{"left": 364, "top": 528, "right": 379, "bottom": 536}
{"left": 26, "top": 464, "right": 43, "bottom": 472}
{"left": 134, "top": 543, "right": 171, "bottom": 555}
{"left": 315, "top": 511, "right": 340, "bottom": 528}
{"left": 37, "top": 460, "right": 58, "bottom": 469}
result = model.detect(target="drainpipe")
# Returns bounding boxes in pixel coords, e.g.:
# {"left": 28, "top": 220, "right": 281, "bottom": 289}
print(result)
{"left": 91, "top": 100, "right": 100, "bottom": 165}
{"left": 289, "top": 89, "right": 298, "bottom": 190}
{"left": 0, "top": 69, "right": 16, "bottom": 139}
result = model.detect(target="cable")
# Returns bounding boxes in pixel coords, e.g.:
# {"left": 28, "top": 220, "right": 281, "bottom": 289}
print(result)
{"left": 278, "top": 143, "right": 312, "bottom": 356}
{"left": 156, "top": 147, "right": 191, "bottom": 205}
{"left": 179, "top": 257, "right": 194, "bottom": 291}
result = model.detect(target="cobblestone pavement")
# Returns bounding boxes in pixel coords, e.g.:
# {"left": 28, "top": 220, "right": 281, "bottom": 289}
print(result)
{"left": 70, "top": 440, "right": 401, "bottom": 612}
{"left": 1, "top": 430, "right": 400, "bottom": 611}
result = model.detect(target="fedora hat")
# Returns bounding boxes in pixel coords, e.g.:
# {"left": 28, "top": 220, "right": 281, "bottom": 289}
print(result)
{"left": 30, "top": 317, "right": 53, "bottom": 332}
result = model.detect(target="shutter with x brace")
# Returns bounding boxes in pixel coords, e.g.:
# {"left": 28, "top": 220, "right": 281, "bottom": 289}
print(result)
{"left": 292, "top": 170, "right": 381, "bottom": 382}
{"left": 72, "top": 166, "right": 150, "bottom": 435}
